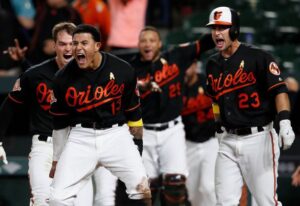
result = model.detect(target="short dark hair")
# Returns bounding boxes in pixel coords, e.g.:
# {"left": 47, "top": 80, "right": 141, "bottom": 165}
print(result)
{"left": 140, "top": 26, "right": 161, "bottom": 40}
{"left": 73, "top": 24, "right": 101, "bottom": 42}
{"left": 52, "top": 22, "right": 76, "bottom": 42}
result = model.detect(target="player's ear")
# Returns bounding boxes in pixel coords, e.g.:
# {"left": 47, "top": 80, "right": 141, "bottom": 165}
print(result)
{"left": 95, "top": 42, "right": 101, "bottom": 52}
{"left": 158, "top": 40, "right": 162, "bottom": 49}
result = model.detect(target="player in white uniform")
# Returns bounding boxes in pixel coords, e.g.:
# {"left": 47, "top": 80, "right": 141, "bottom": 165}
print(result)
{"left": 181, "top": 61, "right": 218, "bottom": 206}
{"left": 205, "top": 7, "right": 295, "bottom": 206}
{"left": 49, "top": 24, "right": 151, "bottom": 206}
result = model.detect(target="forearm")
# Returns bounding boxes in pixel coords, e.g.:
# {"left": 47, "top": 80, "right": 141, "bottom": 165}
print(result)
{"left": 275, "top": 92, "right": 291, "bottom": 113}
{"left": 52, "top": 127, "right": 70, "bottom": 161}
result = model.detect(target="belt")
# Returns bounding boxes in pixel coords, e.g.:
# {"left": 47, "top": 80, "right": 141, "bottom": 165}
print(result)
{"left": 225, "top": 126, "right": 264, "bottom": 136}
{"left": 38, "top": 135, "right": 52, "bottom": 143}
{"left": 144, "top": 120, "right": 179, "bottom": 131}
{"left": 76, "top": 122, "right": 124, "bottom": 130}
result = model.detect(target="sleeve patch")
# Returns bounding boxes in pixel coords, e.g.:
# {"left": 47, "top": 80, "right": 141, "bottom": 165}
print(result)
{"left": 269, "top": 62, "right": 281, "bottom": 76}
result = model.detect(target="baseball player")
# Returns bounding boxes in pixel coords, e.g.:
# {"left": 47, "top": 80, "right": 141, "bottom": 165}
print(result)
{"left": 49, "top": 24, "right": 151, "bottom": 206}
{"left": 0, "top": 22, "right": 93, "bottom": 206}
{"left": 181, "top": 61, "right": 218, "bottom": 206}
{"left": 115, "top": 26, "right": 214, "bottom": 206}
{"left": 205, "top": 7, "right": 295, "bottom": 206}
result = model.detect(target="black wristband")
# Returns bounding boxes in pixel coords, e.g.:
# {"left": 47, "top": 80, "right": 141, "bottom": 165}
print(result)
{"left": 133, "top": 138, "right": 143, "bottom": 156}
{"left": 277, "top": 110, "right": 290, "bottom": 121}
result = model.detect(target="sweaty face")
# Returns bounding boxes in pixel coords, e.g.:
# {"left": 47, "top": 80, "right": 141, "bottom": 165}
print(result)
{"left": 211, "top": 25, "right": 232, "bottom": 52}
{"left": 55, "top": 31, "right": 73, "bottom": 67}
{"left": 138, "top": 30, "right": 162, "bottom": 62}
{"left": 72, "top": 33, "right": 101, "bottom": 69}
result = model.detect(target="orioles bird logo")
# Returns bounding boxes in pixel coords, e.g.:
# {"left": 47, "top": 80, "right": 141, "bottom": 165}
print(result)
{"left": 160, "top": 58, "right": 168, "bottom": 65}
{"left": 239, "top": 60, "right": 244, "bottom": 69}
{"left": 110, "top": 72, "right": 115, "bottom": 80}
{"left": 214, "top": 11, "right": 223, "bottom": 20}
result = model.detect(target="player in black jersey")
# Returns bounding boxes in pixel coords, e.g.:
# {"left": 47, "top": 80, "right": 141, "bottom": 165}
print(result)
{"left": 115, "top": 26, "right": 214, "bottom": 206}
{"left": 49, "top": 24, "right": 151, "bottom": 206}
{"left": 181, "top": 61, "right": 218, "bottom": 206}
{"left": 205, "top": 7, "right": 295, "bottom": 206}
{"left": 0, "top": 22, "right": 93, "bottom": 206}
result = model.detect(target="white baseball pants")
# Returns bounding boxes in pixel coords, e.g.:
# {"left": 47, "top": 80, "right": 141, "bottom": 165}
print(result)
{"left": 49, "top": 125, "right": 150, "bottom": 206}
{"left": 29, "top": 135, "right": 93, "bottom": 206}
{"left": 142, "top": 119, "right": 188, "bottom": 178}
{"left": 92, "top": 167, "right": 117, "bottom": 206}
{"left": 186, "top": 137, "right": 218, "bottom": 206}
{"left": 215, "top": 124, "right": 282, "bottom": 206}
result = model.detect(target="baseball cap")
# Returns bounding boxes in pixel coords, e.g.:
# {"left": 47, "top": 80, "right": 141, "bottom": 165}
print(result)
{"left": 206, "top": 7, "right": 233, "bottom": 26}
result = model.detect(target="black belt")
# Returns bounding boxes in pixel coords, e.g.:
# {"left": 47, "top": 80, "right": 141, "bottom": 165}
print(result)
{"left": 38, "top": 135, "right": 50, "bottom": 142}
{"left": 78, "top": 122, "right": 124, "bottom": 130}
{"left": 225, "top": 126, "right": 264, "bottom": 136}
{"left": 144, "top": 120, "right": 179, "bottom": 131}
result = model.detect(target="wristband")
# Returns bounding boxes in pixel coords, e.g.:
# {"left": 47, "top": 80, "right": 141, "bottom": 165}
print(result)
{"left": 128, "top": 118, "right": 143, "bottom": 127}
{"left": 278, "top": 110, "right": 290, "bottom": 121}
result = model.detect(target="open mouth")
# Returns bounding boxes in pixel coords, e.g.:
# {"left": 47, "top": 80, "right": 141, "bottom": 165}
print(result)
{"left": 76, "top": 53, "right": 86, "bottom": 64}
{"left": 143, "top": 49, "right": 153, "bottom": 59}
{"left": 216, "top": 39, "right": 225, "bottom": 48}
{"left": 63, "top": 54, "right": 73, "bottom": 59}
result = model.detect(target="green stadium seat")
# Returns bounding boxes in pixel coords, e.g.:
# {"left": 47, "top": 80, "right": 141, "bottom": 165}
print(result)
{"left": 182, "top": 11, "right": 210, "bottom": 30}
{"left": 164, "top": 29, "right": 192, "bottom": 45}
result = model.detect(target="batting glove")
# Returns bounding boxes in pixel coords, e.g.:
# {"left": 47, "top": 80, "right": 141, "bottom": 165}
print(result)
{"left": 0, "top": 142, "right": 8, "bottom": 164}
{"left": 279, "top": 120, "right": 295, "bottom": 150}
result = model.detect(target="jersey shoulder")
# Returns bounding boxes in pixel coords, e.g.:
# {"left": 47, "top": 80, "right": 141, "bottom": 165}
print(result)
{"left": 21, "top": 58, "right": 57, "bottom": 79}
{"left": 105, "top": 52, "right": 134, "bottom": 72}
{"left": 241, "top": 43, "right": 273, "bottom": 59}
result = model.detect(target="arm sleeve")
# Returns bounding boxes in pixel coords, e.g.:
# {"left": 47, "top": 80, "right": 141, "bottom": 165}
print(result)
{"left": 52, "top": 127, "right": 70, "bottom": 161}
{"left": 205, "top": 59, "right": 217, "bottom": 101}
{"left": 122, "top": 67, "right": 142, "bottom": 122}
{"left": 262, "top": 53, "right": 288, "bottom": 96}
{"left": 173, "top": 33, "right": 215, "bottom": 72}
{"left": 49, "top": 76, "right": 70, "bottom": 129}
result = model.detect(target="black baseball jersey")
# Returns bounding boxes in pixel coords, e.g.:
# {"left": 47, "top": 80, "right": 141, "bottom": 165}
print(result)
{"left": 2, "top": 58, "right": 59, "bottom": 136}
{"left": 181, "top": 74, "right": 215, "bottom": 142}
{"left": 50, "top": 52, "right": 142, "bottom": 130}
{"left": 131, "top": 41, "right": 205, "bottom": 124}
{"left": 206, "top": 44, "right": 288, "bottom": 129}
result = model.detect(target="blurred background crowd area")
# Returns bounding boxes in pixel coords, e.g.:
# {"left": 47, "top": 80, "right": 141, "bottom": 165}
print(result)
{"left": 0, "top": 0, "right": 299, "bottom": 80}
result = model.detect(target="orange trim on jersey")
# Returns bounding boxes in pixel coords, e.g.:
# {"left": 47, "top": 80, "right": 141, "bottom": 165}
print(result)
{"left": 268, "top": 82, "right": 286, "bottom": 91}
{"left": 270, "top": 131, "right": 279, "bottom": 206}
{"left": 125, "top": 103, "right": 140, "bottom": 112}
{"left": 49, "top": 111, "right": 69, "bottom": 116}
{"left": 8, "top": 94, "right": 24, "bottom": 104}
{"left": 77, "top": 96, "right": 121, "bottom": 112}
{"left": 213, "top": 82, "right": 256, "bottom": 100}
